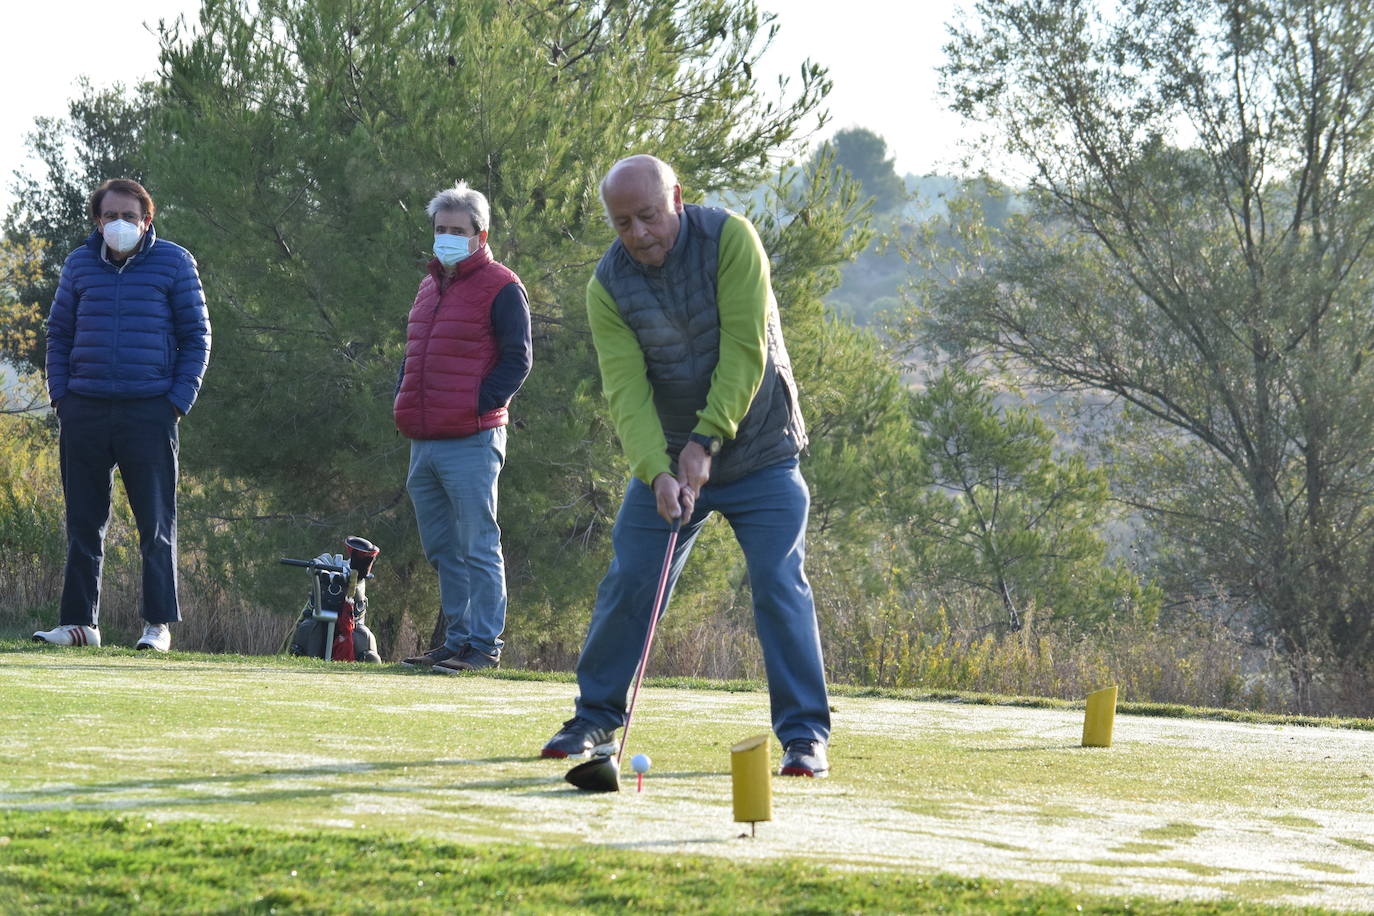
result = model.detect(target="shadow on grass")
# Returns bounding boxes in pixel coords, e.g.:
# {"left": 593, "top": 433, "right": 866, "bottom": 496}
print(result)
{"left": 604, "top": 837, "right": 732, "bottom": 849}
{"left": 0, "top": 754, "right": 584, "bottom": 809}
{"left": 0, "top": 653, "right": 438, "bottom": 679}
{"left": 546, "top": 769, "right": 723, "bottom": 792}
{"left": 2, "top": 750, "right": 735, "bottom": 815}
{"left": 968, "top": 744, "right": 1083, "bottom": 753}
{"left": 1, "top": 641, "right": 572, "bottom": 673}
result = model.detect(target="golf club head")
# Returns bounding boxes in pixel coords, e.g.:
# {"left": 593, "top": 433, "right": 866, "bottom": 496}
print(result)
{"left": 565, "top": 754, "right": 620, "bottom": 792}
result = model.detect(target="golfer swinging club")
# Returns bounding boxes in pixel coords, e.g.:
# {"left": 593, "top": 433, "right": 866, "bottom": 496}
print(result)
{"left": 541, "top": 155, "right": 831, "bottom": 777}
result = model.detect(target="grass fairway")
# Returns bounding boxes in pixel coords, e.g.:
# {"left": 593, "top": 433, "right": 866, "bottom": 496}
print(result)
{"left": 1, "top": 645, "right": 1371, "bottom": 914}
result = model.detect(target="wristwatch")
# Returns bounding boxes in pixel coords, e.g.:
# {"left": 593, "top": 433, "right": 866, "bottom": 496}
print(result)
{"left": 688, "top": 432, "right": 722, "bottom": 456}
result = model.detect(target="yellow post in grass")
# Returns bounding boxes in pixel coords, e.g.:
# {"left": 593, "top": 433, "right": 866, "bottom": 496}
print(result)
{"left": 1082, "top": 685, "right": 1119, "bottom": 747}
{"left": 731, "top": 734, "right": 772, "bottom": 835}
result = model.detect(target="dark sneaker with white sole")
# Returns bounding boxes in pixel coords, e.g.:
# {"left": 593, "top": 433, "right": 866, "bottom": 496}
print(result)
{"left": 401, "top": 645, "right": 460, "bottom": 668}
{"left": 540, "top": 717, "right": 619, "bottom": 759}
{"left": 433, "top": 647, "right": 500, "bottom": 673}
{"left": 779, "top": 738, "right": 829, "bottom": 777}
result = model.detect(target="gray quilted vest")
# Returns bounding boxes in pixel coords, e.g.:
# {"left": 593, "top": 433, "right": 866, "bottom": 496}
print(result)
{"left": 594, "top": 204, "right": 807, "bottom": 484}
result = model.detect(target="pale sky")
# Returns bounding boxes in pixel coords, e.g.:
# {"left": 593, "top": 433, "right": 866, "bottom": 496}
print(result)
{"left": 1, "top": 0, "right": 977, "bottom": 215}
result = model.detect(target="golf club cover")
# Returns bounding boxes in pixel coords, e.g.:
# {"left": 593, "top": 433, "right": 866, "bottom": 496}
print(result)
{"left": 345, "top": 535, "right": 380, "bottom": 577}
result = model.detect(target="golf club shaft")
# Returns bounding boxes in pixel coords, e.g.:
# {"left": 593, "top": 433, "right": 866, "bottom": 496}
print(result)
{"left": 617, "top": 515, "right": 682, "bottom": 765}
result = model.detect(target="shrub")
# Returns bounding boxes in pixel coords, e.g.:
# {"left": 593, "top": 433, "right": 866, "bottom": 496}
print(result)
{"left": 0, "top": 414, "right": 64, "bottom": 630}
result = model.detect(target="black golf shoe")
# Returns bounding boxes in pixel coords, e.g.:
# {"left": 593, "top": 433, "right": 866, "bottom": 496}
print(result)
{"left": 400, "top": 645, "right": 460, "bottom": 668}
{"left": 433, "top": 647, "right": 499, "bottom": 673}
{"left": 540, "top": 717, "right": 619, "bottom": 759}
{"left": 779, "top": 738, "right": 829, "bottom": 777}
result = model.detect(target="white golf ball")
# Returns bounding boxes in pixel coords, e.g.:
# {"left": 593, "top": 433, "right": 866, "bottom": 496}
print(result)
{"left": 631, "top": 753, "right": 652, "bottom": 773}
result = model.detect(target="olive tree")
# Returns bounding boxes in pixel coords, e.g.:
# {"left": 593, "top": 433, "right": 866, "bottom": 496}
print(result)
{"left": 931, "top": 0, "right": 1374, "bottom": 702}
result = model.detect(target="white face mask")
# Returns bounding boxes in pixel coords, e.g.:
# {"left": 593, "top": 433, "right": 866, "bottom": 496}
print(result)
{"left": 103, "top": 219, "right": 143, "bottom": 254}
{"left": 433, "top": 233, "right": 473, "bottom": 267}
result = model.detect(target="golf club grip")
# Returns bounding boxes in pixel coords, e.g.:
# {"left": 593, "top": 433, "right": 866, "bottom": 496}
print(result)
{"left": 279, "top": 557, "right": 348, "bottom": 573}
{"left": 618, "top": 518, "right": 681, "bottom": 764}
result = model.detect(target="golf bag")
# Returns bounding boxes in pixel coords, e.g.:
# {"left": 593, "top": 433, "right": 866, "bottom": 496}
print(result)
{"left": 283, "top": 536, "right": 382, "bottom": 662}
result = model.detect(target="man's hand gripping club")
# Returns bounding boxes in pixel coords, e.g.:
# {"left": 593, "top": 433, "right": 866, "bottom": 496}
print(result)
{"left": 652, "top": 439, "right": 713, "bottom": 523}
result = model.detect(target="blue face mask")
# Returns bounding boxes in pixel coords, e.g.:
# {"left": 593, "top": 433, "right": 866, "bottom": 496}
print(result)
{"left": 433, "top": 233, "right": 472, "bottom": 267}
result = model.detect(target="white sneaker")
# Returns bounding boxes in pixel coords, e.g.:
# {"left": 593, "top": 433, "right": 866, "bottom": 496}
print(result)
{"left": 32, "top": 624, "right": 102, "bottom": 647}
{"left": 135, "top": 623, "right": 172, "bottom": 652}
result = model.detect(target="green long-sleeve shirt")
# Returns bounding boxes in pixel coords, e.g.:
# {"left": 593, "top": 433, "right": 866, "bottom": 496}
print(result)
{"left": 587, "top": 213, "right": 773, "bottom": 485}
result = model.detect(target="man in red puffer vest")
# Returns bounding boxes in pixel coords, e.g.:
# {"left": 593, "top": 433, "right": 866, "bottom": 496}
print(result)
{"left": 394, "top": 181, "right": 531, "bottom": 673}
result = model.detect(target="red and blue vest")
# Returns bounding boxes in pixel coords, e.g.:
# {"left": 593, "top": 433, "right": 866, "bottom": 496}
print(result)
{"left": 393, "top": 245, "right": 522, "bottom": 439}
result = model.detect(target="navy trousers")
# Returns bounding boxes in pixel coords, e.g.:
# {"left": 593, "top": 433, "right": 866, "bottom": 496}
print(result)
{"left": 57, "top": 394, "right": 181, "bottom": 627}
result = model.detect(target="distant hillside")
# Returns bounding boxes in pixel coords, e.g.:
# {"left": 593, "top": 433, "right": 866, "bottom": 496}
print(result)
{"left": 708, "top": 173, "right": 971, "bottom": 327}
{"left": 899, "top": 173, "right": 961, "bottom": 223}
{"left": 824, "top": 174, "right": 966, "bottom": 326}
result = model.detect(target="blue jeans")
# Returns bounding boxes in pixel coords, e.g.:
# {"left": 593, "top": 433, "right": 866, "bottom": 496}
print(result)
{"left": 406, "top": 428, "right": 508, "bottom": 655}
{"left": 575, "top": 458, "right": 830, "bottom": 744}
{"left": 58, "top": 394, "right": 181, "bottom": 627}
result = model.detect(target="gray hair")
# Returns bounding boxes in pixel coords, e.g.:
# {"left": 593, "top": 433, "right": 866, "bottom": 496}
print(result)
{"left": 599, "top": 155, "right": 678, "bottom": 223}
{"left": 427, "top": 181, "right": 490, "bottom": 232}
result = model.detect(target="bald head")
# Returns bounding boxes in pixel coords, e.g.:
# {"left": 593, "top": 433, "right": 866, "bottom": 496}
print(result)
{"left": 600, "top": 155, "right": 684, "bottom": 267}
{"left": 600, "top": 155, "right": 678, "bottom": 202}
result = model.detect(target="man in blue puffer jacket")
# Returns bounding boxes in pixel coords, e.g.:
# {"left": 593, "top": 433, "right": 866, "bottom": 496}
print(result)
{"left": 34, "top": 178, "right": 211, "bottom": 652}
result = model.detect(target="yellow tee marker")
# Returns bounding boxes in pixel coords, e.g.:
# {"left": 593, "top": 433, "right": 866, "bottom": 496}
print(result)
{"left": 1082, "top": 685, "right": 1119, "bottom": 747}
{"left": 731, "top": 734, "right": 772, "bottom": 836}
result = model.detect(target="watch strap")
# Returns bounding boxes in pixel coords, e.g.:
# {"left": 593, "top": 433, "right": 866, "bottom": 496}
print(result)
{"left": 688, "top": 431, "right": 722, "bottom": 456}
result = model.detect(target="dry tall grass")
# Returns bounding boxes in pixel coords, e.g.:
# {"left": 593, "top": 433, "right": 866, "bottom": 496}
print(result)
{"left": 7, "top": 524, "right": 1358, "bottom": 714}
{"left": 3, "top": 416, "right": 1363, "bottom": 715}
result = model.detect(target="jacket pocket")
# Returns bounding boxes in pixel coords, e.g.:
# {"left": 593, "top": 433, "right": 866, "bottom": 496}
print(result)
{"left": 775, "top": 361, "right": 807, "bottom": 448}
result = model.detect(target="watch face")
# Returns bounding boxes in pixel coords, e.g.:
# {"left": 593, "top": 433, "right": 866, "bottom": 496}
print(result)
{"left": 690, "top": 433, "right": 721, "bottom": 455}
